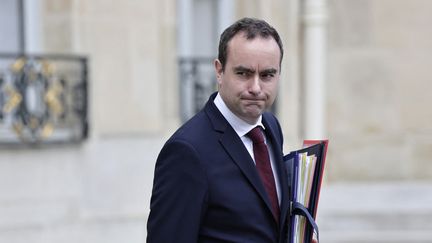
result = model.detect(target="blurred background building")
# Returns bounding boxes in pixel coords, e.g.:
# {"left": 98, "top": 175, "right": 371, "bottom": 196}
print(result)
{"left": 0, "top": 0, "right": 431, "bottom": 242}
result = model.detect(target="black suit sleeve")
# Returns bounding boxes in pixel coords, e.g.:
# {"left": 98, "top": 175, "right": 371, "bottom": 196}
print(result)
{"left": 147, "top": 139, "right": 208, "bottom": 243}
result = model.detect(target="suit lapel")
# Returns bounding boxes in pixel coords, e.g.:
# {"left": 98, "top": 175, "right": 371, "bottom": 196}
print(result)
{"left": 219, "top": 130, "right": 274, "bottom": 213}
{"left": 204, "top": 94, "right": 276, "bottom": 222}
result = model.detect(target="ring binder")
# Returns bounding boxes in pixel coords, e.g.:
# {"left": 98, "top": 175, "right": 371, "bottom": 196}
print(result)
{"left": 284, "top": 140, "right": 328, "bottom": 243}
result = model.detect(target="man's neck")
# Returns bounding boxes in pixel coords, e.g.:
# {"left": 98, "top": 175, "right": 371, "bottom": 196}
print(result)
{"left": 213, "top": 93, "right": 264, "bottom": 137}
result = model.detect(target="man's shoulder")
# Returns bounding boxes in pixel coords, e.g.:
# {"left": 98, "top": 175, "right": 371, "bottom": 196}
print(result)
{"left": 169, "top": 109, "right": 213, "bottom": 142}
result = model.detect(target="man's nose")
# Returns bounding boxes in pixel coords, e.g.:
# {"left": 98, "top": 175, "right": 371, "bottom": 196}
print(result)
{"left": 248, "top": 75, "right": 261, "bottom": 94}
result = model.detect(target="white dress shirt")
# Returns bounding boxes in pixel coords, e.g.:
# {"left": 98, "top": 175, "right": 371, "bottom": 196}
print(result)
{"left": 213, "top": 93, "right": 281, "bottom": 204}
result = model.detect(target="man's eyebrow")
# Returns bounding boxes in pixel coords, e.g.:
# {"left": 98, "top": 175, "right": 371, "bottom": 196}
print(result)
{"left": 261, "top": 68, "right": 278, "bottom": 74}
{"left": 233, "top": 66, "right": 254, "bottom": 73}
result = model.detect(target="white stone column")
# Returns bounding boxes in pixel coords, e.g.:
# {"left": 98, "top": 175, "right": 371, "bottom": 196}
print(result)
{"left": 178, "top": 0, "right": 194, "bottom": 120}
{"left": 302, "top": 0, "right": 328, "bottom": 139}
{"left": 217, "top": 0, "right": 235, "bottom": 35}
{"left": 178, "top": 0, "right": 193, "bottom": 58}
{"left": 23, "top": 0, "right": 43, "bottom": 53}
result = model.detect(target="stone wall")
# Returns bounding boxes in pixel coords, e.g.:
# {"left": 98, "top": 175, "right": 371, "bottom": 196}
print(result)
{"left": 0, "top": 1, "right": 176, "bottom": 242}
{"left": 42, "top": 0, "right": 179, "bottom": 136}
{"left": 327, "top": 0, "right": 432, "bottom": 181}
{"left": 0, "top": 138, "right": 164, "bottom": 243}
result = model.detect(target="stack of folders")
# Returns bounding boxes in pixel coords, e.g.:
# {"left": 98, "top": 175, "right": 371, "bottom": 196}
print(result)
{"left": 284, "top": 140, "right": 329, "bottom": 243}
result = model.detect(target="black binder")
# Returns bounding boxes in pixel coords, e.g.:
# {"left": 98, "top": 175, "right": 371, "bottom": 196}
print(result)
{"left": 284, "top": 140, "right": 328, "bottom": 243}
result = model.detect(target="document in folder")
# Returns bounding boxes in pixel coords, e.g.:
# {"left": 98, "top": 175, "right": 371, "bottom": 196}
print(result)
{"left": 284, "top": 140, "right": 328, "bottom": 243}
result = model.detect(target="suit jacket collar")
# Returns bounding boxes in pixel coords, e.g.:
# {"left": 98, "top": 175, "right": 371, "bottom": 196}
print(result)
{"left": 204, "top": 92, "right": 289, "bottom": 230}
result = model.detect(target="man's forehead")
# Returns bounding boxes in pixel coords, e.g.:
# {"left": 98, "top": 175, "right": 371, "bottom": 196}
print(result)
{"left": 227, "top": 33, "right": 281, "bottom": 57}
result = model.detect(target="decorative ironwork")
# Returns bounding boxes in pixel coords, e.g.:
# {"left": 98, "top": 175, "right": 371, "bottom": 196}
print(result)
{"left": 0, "top": 53, "right": 88, "bottom": 145}
{"left": 179, "top": 57, "right": 216, "bottom": 121}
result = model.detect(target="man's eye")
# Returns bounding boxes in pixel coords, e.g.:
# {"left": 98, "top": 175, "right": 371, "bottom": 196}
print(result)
{"left": 261, "top": 73, "right": 275, "bottom": 79}
{"left": 236, "top": 71, "right": 248, "bottom": 76}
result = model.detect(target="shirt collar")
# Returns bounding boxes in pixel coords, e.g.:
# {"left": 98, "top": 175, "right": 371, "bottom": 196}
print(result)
{"left": 214, "top": 93, "right": 265, "bottom": 137}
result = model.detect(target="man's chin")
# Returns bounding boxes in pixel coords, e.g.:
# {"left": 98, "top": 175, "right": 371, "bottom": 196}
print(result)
{"left": 241, "top": 110, "right": 264, "bottom": 121}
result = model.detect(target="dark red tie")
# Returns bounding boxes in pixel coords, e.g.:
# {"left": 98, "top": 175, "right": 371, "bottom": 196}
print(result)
{"left": 247, "top": 126, "right": 280, "bottom": 223}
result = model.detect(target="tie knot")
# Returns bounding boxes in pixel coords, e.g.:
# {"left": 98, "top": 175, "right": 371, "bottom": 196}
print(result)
{"left": 247, "top": 126, "right": 265, "bottom": 144}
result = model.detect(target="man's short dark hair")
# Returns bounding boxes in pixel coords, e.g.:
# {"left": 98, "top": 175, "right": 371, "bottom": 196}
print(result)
{"left": 217, "top": 17, "right": 284, "bottom": 71}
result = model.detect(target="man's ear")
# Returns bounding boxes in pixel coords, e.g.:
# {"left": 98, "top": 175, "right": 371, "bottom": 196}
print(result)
{"left": 214, "top": 59, "right": 223, "bottom": 83}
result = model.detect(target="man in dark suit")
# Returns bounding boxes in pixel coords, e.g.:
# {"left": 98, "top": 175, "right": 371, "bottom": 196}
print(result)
{"left": 147, "top": 17, "right": 292, "bottom": 242}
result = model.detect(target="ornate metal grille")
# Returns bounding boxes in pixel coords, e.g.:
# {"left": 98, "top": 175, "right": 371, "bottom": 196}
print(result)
{"left": 179, "top": 57, "right": 216, "bottom": 121}
{"left": 0, "top": 54, "right": 88, "bottom": 145}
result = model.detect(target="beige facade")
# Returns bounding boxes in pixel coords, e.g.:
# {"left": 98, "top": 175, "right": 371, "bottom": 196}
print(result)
{"left": 327, "top": 0, "right": 432, "bottom": 180}
{"left": 0, "top": 0, "right": 431, "bottom": 242}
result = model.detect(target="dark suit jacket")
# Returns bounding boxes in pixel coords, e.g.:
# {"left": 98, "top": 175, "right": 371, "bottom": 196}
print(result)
{"left": 147, "top": 93, "right": 290, "bottom": 243}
